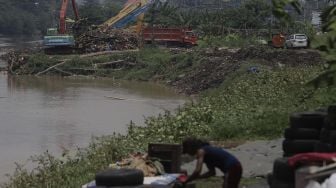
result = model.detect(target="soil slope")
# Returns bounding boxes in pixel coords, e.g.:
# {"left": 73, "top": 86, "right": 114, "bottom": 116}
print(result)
{"left": 173, "top": 47, "right": 323, "bottom": 94}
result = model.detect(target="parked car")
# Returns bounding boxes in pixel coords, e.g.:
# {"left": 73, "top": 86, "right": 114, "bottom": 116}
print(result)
{"left": 285, "top": 34, "right": 308, "bottom": 48}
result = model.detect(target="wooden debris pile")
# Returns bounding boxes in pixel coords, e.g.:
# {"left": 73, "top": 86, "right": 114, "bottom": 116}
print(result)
{"left": 76, "top": 27, "right": 139, "bottom": 53}
{"left": 1, "top": 51, "right": 29, "bottom": 74}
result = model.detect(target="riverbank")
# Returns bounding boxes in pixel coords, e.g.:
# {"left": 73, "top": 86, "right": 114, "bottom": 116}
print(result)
{"left": 2, "top": 46, "right": 336, "bottom": 187}
{"left": 3, "top": 46, "right": 324, "bottom": 95}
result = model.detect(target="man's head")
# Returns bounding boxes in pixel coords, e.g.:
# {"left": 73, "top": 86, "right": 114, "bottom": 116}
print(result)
{"left": 182, "top": 137, "right": 209, "bottom": 156}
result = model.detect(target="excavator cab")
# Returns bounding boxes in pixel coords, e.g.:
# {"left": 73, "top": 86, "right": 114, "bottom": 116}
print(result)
{"left": 46, "top": 28, "right": 58, "bottom": 36}
{"left": 43, "top": 0, "right": 79, "bottom": 48}
{"left": 43, "top": 28, "right": 75, "bottom": 47}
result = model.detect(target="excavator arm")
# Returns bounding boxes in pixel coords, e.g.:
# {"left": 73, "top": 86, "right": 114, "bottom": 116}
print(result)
{"left": 102, "top": 0, "right": 154, "bottom": 29}
{"left": 59, "top": 0, "right": 80, "bottom": 34}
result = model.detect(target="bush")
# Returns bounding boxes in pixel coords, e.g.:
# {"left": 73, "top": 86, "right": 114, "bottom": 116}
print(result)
{"left": 197, "top": 35, "right": 265, "bottom": 48}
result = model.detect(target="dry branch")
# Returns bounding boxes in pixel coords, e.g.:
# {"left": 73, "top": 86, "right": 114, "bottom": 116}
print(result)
{"left": 35, "top": 60, "right": 68, "bottom": 76}
{"left": 79, "top": 49, "right": 139, "bottom": 58}
{"left": 94, "top": 60, "right": 125, "bottom": 66}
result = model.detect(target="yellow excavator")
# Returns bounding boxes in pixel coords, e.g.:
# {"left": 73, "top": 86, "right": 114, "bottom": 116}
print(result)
{"left": 100, "top": 0, "right": 154, "bottom": 33}
{"left": 102, "top": 0, "right": 197, "bottom": 47}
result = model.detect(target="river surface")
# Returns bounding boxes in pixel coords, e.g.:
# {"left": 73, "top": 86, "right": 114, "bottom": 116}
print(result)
{"left": 0, "top": 36, "right": 186, "bottom": 182}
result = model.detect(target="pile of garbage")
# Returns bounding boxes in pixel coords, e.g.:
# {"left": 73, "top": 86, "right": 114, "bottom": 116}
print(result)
{"left": 109, "top": 152, "right": 165, "bottom": 177}
{"left": 75, "top": 27, "right": 138, "bottom": 53}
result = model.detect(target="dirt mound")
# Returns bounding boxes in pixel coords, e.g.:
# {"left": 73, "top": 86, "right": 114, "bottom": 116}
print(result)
{"left": 173, "top": 50, "right": 242, "bottom": 95}
{"left": 236, "top": 47, "right": 323, "bottom": 66}
{"left": 172, "top": 47, "right": 324, "bottom": 95}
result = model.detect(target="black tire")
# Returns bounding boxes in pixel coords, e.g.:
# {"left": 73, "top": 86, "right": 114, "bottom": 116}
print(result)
{"left": 270, "top": 170, "right": 295, "bottom": 188}
{"left": 273, "top": 158, "right": 295, "bottom": 182}
{"left": 329, "top": 145, "right": 336, "bottom": 152}
{"left": 283, "top": 153, "right": 295, "bottom": 157}
{"left": 314, "top": 142, "right": 332, "bottom": 152}
{"left": 320, "top": 128, "right": 331, "bottom": 143}
{"left": 328, "top": 104, "right": 336, "bottom": 115}
{"left": 284, "top": 128, "right": 320, "bottom": 140}
{"left": 328, "top": 131, "right": 336, "bottom": 146}
{"left": 271, "top": 179, "right": 295, "bottom": 188}
{"left": 95, "top": 168, "right": 144, "bottom": 187}
{"left": 290, "top": 112, "right": 326, "bottom": 130}
{"left": 267, "top": 173, "right": 273, "bottom": 186}
{"left": 325, "top": 116, "right": 336, "bottom": 130}
{"left": 282, "top": 139, "right": 318, "bottom": 154}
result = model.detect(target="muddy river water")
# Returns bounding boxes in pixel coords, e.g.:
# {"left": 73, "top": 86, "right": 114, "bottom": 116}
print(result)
{"left": 0, "top": 37, "right": 186, "bottom": 182}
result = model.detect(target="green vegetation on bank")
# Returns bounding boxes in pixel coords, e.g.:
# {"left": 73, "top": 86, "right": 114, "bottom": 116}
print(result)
{"left": 14, "top": 35, "right": 263, "bottom": 77}
{"left": 3, "top": 48, "right": 336, "bottom": 187}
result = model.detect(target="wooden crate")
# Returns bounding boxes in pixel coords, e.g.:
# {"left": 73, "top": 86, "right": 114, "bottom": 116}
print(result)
{"left": 148, "top": 143, "right": 182, "bottom": 173}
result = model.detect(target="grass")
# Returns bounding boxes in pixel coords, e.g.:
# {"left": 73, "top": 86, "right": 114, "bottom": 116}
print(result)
{"left": 197, "top": 34, "right": 267, "bottom": 49}
{"left": 15, "top": 35, "right": 266, "bottom": 78}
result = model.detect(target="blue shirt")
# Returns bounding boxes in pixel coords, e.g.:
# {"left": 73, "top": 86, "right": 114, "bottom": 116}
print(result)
{"left": 202, "top": 145, "right": 240, "bottom": 173}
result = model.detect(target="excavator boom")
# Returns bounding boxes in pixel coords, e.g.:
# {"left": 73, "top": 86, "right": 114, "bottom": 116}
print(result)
{"left": 102, "top": 0, "right": 153, "bottom": 29}
{"left": 59, "top": 0, "right": 80, "bottom": 34}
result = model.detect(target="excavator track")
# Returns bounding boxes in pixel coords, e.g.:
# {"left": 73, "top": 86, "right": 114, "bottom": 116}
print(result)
{"left": 44, "top": 46, "right": 79, "bottom": 55}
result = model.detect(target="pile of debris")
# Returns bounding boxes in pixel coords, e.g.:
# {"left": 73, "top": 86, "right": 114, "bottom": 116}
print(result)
{"left": 1, "top": 51, "right": 29, "bottom": 74}
{"left": 171, "top": 47, "right": 324, "bottom": 95}
{"left": 75, "top": 27, "right": 138, "bottom": 53}
{"left": 172, "top": 50, "right": 242, "bottom": 95}
{"left": 235, "top": 46, "right": 324, "bottom": 67}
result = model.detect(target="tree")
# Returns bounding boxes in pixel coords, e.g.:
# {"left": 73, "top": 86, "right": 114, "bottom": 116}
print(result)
{"left": 0, "top": 0, "right": 56, "bottom": 35}
{"left": 79, "top": 0, "right": 121, "bottom": 25}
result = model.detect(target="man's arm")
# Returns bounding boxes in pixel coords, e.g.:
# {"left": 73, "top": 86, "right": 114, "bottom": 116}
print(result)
{"left": 198, "top": 165, "right": 216, "bottom": 179}
{"left": 185, "top": 149, "right": 205, "bottom": 183}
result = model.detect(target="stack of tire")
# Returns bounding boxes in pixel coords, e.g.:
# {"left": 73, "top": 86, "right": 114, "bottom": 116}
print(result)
{"left": 283, "top": 111, "right": 326, "bottom": 157}
{"left": 315, "top": 105, "right": 336, "bottom": 153}
{"left": 268, "top": 109, "right": 330, "bottom": 188}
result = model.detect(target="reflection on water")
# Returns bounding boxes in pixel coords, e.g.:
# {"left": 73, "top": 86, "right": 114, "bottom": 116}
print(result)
{"left": 0, "top": 36, "right": 13, "bottom": 48}
{"left": 0, "top": 74, "right": 185, "bottom": 181}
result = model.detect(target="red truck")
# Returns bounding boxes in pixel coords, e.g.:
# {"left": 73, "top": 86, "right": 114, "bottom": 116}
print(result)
{"left": 142, "top": 27, "right": 198, "bottom": 47}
